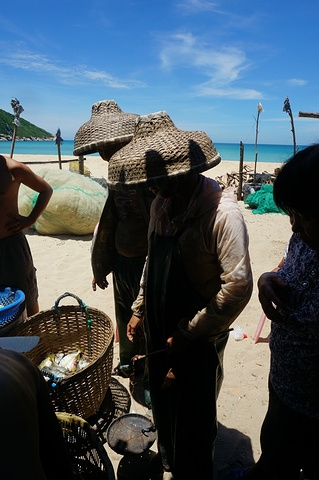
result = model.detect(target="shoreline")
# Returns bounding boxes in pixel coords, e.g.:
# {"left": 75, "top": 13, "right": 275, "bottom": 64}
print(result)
{"left": 11, "top": 153, "right": 284, "bottom": 181}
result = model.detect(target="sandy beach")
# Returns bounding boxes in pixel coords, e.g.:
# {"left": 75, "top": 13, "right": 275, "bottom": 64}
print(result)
{"left": 12, "top": 153, "right": 292, "bottom": 478}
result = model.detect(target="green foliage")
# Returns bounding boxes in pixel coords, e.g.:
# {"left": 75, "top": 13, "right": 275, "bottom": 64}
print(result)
{"left": 0, "top": 108, "right": 53, "bottom": 139}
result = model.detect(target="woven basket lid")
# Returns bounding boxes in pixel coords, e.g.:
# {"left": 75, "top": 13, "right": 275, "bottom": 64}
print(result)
{"left": 73, "top": 100, "right": 138, "bottom": 160}
{"left": 107, "top": 111, "right": 221, "bottom": 190}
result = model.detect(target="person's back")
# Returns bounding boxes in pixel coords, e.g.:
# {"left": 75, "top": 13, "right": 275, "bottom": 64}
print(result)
{"left": 114, "top": 189, "right": 150, "bottom": 258}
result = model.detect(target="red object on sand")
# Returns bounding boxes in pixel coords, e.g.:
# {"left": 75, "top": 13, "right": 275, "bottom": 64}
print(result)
{"left": 254, "top": 311, "right": 267, "bottom": 343}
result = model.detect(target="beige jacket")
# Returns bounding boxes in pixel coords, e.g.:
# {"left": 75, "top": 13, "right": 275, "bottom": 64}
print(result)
{"left": 132, "top": 175, "right": 253, "bottom": 337}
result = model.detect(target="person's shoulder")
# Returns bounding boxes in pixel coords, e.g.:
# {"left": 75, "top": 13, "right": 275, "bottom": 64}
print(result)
{"left": 3, "top": 156, "right": 29, "bottom": 177}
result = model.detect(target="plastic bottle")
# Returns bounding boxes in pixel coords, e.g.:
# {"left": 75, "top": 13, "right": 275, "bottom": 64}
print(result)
{"left": 231, "top": 325, "right": 246, "bottom": 341}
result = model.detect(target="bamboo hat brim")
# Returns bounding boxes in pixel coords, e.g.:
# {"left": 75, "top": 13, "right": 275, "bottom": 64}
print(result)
{"left": 107, "top": 111, "right": 221, "bottom": 190}
{"left": 73, "top": 100, "right": 138, "bottom": 160}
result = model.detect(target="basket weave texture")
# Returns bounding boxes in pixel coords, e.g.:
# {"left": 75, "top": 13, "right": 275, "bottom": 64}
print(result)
{"left": 107, "top": 111, "right": 221, "bottom": 190}
{"left": 73, "top": 100, "right": 138, "bottom": 158}
{"left": 11, "top": 293, "right": 114, "bottom": 419}
{"left": 57, "top": 412, "right": 115, "bottom": 479}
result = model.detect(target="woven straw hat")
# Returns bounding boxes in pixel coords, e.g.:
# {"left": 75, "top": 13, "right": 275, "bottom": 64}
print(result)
{"left": 107, "top": 111, "right": 221, "bottom": 190}
{"left": 73, "top": 100, "right": 138, "bottom": 160}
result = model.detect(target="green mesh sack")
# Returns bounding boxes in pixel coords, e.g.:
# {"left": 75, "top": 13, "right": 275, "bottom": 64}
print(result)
{"left": 18, "top": 168, "right": 107, "bottom": 235}
{"left": 244, "top": 184, "right": 283, "bottom": 215}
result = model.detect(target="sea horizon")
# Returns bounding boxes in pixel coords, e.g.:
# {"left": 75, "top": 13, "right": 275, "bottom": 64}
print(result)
{"left": 0, "top": 139, "right": 306, "bottom": 164}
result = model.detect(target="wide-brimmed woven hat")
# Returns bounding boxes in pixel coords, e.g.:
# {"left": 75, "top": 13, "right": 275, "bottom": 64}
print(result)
{"left": 73, "top": 100, "right": 138, "bottom": 160}
{"left": 107, "top": 111, "right": 221, "bottom": 190}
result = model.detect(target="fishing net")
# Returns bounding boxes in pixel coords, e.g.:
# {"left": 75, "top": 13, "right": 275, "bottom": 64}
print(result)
{"left": 244, "top": 184, "right": 284, "bottom": 215}
{"left": 18, "top": 168, "right": 107, "bottom": 235}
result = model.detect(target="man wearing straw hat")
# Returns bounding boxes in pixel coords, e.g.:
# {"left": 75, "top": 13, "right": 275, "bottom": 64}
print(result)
{"left": 74, "top": 100, "right": 153, "bottom": 389}
{"left": 107, "top": 111, "right": 253, "bottom": 479}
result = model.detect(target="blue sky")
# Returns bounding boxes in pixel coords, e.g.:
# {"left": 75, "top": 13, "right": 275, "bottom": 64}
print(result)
{"left": 0, "top": 0, "right": 318, "bottom": 145}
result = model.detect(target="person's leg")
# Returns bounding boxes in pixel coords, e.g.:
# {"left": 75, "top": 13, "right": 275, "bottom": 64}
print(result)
{"left": 246, "top": 382, "right": 305, "bottom": 480}
{"left": 0, "top": 233, "right": 39, "bottom": 317}
{"left": 27, "top": 300, "right": 39, "bottom": 317}
{"left": 113, "top": 254, "right": 146, "bottom": 368}
{"left": 297, "top": 410, "right": 319, "bottom": 480}
{"left": 172, "top": 335, "right": 228, "bottom": 480}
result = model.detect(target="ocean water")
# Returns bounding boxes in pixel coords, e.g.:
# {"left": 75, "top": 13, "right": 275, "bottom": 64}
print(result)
{"left": 0, "top": 139, "right": 306, "bottom": 164}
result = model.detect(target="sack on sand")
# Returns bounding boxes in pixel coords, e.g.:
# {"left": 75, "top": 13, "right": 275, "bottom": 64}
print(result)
{"left": 18, "top": 168, "right": 107, "bottom": 235}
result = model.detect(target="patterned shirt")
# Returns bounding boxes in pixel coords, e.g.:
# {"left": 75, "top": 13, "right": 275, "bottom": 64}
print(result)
{"left": 270, "top": 233, "right": 319, "bottom": 419}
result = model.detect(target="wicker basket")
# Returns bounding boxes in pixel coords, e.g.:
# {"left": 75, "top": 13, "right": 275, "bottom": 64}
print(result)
{"left": 57, "top": 412, "right": 115, "bottom": 480}
{"left": 11, "top": 292, "right": 114, "bottom": 419}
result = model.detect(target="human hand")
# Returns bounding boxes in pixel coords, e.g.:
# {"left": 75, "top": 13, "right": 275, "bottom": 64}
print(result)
{"left": 127, "top": 315, "right": 144, "bottom": 342}
{"left": 6, "top": 213, "right": 33, "bottom": 233}
{"left": 258, "top": 272, "right": 288, "bottom": 323}
{"left": 166, "top": 330, "right": 190, "bottom": 354}
{"left": 92, "top": 277, "right": 109, "bottom": 291}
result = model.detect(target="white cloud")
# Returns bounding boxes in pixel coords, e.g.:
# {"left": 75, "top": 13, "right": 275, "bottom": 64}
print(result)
{"left": 159, "top": 32, "right": 258, "bottom": 98}
{"left": 176, "top": 0, "right": 220, "bottom": 12}
{"left": 0, "top": 50, "right": 146, "bottom": 89}
{"left": 287, "top": 78, "right": 308, "bottom": 87}
{"left": 160, "top": 33, "right": 249, "bottom": 81}
{"left": 196, "top": 85, "right": 262, "bottom": 100}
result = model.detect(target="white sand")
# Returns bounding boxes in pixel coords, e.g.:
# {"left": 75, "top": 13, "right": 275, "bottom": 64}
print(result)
{"left": 13, "top": 153, "right": 292, "bottom": 477}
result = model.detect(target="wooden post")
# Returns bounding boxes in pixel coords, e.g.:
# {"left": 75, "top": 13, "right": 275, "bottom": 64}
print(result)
{"left": 78, "top": 155, "right": 84, "bottom": 175}
{"left": 254, "top": 103, "right": 263, "bottom": 175}
{"left": 289, "top": 111, "right": 296, "bottom": 155}
{"left": 254, "top": 110, "right": 260, "bottom": 176}
{"left": 237, "top": 141, "right": 244, "bottom": 201}
{"left": 299, "top": 111, "right": 319, "bottom": 119}
{"left": 283, "top": 98, "right": 297, "bottom": 155}
{"left": 57, "top": 142, "right": 62, "bottom": 169}
{"left": 10, "top": 124, "right": 18, "bottom": 158}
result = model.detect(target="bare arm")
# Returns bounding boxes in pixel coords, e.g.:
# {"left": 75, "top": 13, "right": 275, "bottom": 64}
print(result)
{"left": 258, "top": 271, "right": 288, "bottom": 323}
{"left": 6, "top": 163, "right": 53, "bottom": 233}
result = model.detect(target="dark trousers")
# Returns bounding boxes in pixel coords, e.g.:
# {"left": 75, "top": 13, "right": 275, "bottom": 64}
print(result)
{"left": 112, "top": 253, "right": 146, "bottom": 365}
{"left": 246, "top": 381, "right": 319, "bottom": 480}
{"left": 148, "top": 334, "right": 228, "bottom": 480}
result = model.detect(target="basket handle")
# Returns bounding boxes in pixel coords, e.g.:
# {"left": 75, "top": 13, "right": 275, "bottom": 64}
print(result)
{"left": 53, "top": 292, "right": 86, "bottom": 310}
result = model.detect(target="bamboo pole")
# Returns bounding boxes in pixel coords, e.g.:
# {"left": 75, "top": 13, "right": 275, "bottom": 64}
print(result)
{"left": 283, "top": 97, "right": 296, "bottom": 155}
{"left": 290, "top": 111, "right": 296, "bottom": 155}
{"left": 57, "top": 142, "right": 62, "bottom": 169}
{"left": 55, "top": 128, "right": 63, "bottom": 169}
{"left": 299, "top": 111, "right": 319, "bottom": 119}
{"left": 10, "top": 124, "right": 18, "bottom": 158}
{"left": 254, "top": 112, "right": 259, "bottom": 175}
{"left": 10, "top": 98, "right": 24, "bottom": 158}
{"left": 254, "top": 102, "right": 264, "bottom": 176}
